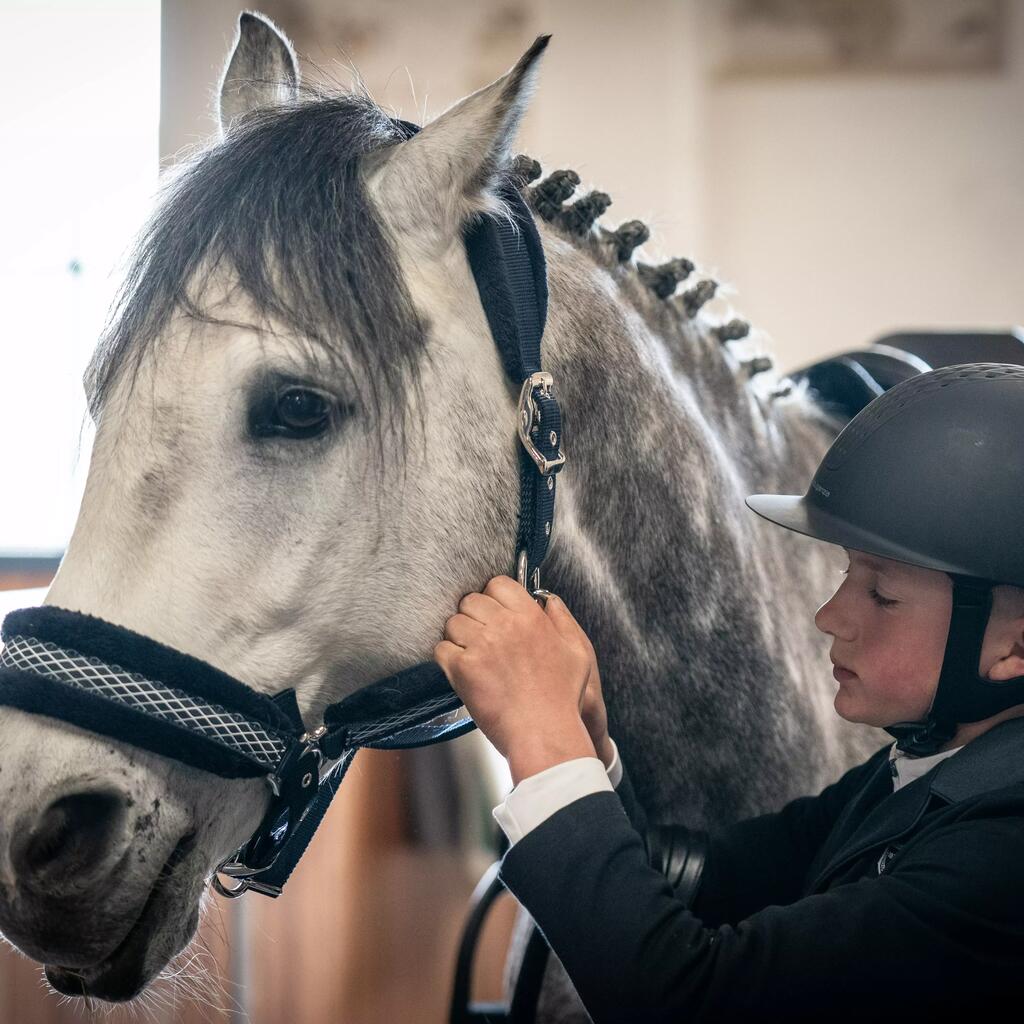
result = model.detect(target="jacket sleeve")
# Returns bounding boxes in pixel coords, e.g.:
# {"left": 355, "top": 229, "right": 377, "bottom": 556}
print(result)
{"left": 691, "top": 745, "right": 890, "bottom": 923}
{"left": 616, "top": 745, "right": 889, "bottom": 924}
{"left": 613, "top": 761, "right": 650, "bottom": 834}
{"left": 498, "top": 788, "right": 1024, "bottom": 1022}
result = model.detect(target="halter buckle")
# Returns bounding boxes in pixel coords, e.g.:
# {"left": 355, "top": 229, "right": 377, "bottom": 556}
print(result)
{"left": 518, "top": 372, "right": 566, "bottom": 475}
{"left": 211, "top": 726, "right": 330, "bottom": 898}
{"left": 515, "top": 550, "right": 552, "bottom": 607}
{"left": 516, "top": 548, "right": 541, "bottom": 592}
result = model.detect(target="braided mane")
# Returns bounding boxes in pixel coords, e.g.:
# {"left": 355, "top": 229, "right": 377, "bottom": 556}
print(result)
{"left": 509, "top": 154, "right": 795, "bottom": 405}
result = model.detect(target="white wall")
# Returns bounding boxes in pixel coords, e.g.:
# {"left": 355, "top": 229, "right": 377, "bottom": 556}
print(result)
{"left": 701, "top": 1, "right": 1024, "bottom": 369}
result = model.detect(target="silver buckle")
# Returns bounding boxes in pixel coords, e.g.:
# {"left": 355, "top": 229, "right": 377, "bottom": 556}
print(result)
{"left": 517, "top": 372, "right": 566, "bottom": 475}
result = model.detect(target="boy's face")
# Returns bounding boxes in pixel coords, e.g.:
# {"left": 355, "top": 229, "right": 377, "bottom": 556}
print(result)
{"left": 813, "top": 549, "right": 959, "bottom": 728}
{"left": 815, "top": 547, "right": 1024, "bottom": 732}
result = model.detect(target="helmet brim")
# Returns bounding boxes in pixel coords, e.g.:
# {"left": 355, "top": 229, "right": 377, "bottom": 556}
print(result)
{"left": 744, "top": 493, "right": 984, "bottom": 580}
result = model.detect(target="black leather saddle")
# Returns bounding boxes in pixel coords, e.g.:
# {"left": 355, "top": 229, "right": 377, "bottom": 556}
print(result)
{"left": 790, "top": 328, "right": 1024, "bottom": 422}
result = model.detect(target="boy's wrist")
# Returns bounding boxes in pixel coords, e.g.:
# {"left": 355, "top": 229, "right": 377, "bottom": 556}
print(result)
{"left": 507, "top": 716, "right": 596, "bottom": 786}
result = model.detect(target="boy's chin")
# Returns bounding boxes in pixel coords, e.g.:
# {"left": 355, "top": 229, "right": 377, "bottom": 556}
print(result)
{"left": 833, "top": 687, "right": 893, "bottom": 729}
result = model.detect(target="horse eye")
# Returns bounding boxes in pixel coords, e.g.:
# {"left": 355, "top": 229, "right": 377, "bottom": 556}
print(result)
{"left": 277, "top": 388, "right": 330, "bottom": 431}
{"left": 250, "top": 385, "right": 334, "bottom": 440}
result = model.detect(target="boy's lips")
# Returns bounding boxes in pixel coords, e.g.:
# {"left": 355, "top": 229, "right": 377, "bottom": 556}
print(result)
{"left": 831, "top": 658, "right": 858, "bottom": 681}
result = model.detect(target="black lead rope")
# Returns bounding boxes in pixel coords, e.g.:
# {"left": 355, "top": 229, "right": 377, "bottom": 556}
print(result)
{"left": 0, "top": 130, "right": 565, "bottom": 899}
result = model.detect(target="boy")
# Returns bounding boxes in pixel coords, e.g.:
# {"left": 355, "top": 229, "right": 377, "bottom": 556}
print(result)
{"left": 435, "top": 364, "right": 1024, "bottom": 1020}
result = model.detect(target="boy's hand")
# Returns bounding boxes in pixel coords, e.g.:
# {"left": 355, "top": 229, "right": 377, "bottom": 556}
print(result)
{"left": 581, "top": 658, "right": 615, "bottom": 772}
{"left": 434, "top": 576, "right": 599, "bottom": 784}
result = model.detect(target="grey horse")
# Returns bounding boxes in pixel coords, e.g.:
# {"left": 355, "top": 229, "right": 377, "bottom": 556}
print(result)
{"left": 0, "top": 12, "right": 875, "bottom": 1017}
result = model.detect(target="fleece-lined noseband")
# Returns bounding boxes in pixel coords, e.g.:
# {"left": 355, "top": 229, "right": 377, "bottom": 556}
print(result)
{"left": 0, "top": 124, "right": 565, "bottom": 898}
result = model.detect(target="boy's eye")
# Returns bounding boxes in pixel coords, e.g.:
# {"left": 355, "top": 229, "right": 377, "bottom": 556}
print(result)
{"left": 839, "top": 569, "right": 898, "bottom": 608}
{"left": 869, "top": 588, "right": 898, "bottom": 609}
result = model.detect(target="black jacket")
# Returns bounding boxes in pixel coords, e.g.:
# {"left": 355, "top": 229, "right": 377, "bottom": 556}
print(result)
{"left": 498, "top": 717, "right": 1024, "bottom": 1021}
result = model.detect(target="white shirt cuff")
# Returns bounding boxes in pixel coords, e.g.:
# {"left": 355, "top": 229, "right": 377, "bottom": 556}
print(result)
{"left": 493, "top": 756, "right": 614, "bottom": 845}
{"left": 605, "top": 737, "right": 623, "bottom": 789}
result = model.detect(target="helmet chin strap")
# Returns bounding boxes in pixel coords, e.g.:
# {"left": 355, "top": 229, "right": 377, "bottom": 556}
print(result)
{"left": 886, "top": 576, "right": 1024, "bottom": 756}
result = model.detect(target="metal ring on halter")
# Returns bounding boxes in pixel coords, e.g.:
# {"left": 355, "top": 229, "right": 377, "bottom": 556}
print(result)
{"left": 516, "top": 549, "right": 541, "bottom": 592}
{"left": 531, "top": 588, "right": 553, "bottom": 607}
{"left": 212, "top": 872, "right": 250, "bottom": 899}
{"left": 212, "top": 866, "right": 283, "bottom": 899}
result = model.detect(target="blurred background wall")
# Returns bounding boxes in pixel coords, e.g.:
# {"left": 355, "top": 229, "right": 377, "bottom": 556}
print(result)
{"left": 1, "top": 1, "right": 1021, "bottom": 1022}
{"left": 162, "top": 0, "right": 1022, "bottom": 370}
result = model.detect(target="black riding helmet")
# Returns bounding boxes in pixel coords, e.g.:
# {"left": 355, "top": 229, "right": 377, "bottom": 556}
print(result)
{"left": 746, "top": 363, "right": 1024, "bottom": 755}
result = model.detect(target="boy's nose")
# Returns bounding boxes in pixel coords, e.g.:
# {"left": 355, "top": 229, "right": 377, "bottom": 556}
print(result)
{"left": 814, "top": 594, "right": 855, "bottom": 641}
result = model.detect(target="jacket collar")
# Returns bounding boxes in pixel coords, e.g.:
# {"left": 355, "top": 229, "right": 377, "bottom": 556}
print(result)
{"left": 809, "top": 715, "right": 1024, "bottom": 892}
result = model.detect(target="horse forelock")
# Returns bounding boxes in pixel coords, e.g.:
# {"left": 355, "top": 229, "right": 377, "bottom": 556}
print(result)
{"left": 85, "top": 90, "right": 429, "bottom": 452}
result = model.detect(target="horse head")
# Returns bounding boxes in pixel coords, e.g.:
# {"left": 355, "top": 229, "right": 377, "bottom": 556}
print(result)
{"left": 0, "top": 12, "right": 547, "bottom": 1001}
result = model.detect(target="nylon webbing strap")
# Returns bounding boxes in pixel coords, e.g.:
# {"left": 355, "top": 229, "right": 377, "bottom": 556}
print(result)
{"left": 465, "top": 185, "right": 563, "bottom": 583}
{"left": 394, "top": 116, "right": 562, "bottom": 583}
{"left": 233, "top": 747, "right": 359, "bottom": 896}
{"left": 932, "top": 578, "right": 1024, "bottom": 730}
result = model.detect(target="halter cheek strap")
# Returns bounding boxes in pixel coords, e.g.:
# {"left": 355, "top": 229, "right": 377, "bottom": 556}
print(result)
{"left": 463, "top": 178, "right": 563, "bottom": 587}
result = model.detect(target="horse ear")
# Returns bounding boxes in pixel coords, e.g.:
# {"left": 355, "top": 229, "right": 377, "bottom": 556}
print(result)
{"left": 367, "top": 35, "right": 550, "bottom": 244}
{"left": 217, "top": 11, "right": 299, "bottom": 136}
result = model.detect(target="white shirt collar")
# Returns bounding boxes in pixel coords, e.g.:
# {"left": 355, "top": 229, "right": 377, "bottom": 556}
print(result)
{"left": 888, "top": 740, "right": 963, "bottom": 791}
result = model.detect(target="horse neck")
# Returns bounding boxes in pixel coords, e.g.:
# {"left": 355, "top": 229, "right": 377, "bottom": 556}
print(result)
{"left": 533, "top": 226, "right": 868, "bottom": 824}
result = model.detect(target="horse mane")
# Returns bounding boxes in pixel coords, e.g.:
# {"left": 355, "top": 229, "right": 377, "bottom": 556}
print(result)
{"left": 509, "top": 156, "right": 799, "bottom": 409}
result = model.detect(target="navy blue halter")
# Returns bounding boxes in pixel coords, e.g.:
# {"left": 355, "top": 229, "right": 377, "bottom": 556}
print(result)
{"left": 0, "top": 134, "right": 564, "bottom": 898}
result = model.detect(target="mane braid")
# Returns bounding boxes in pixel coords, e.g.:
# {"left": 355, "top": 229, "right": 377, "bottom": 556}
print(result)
{"left": 86, "top": 90, "right": 429, "bottom": 459}
{"left": 519, "top": 160, "right": 788, "bottom": 407}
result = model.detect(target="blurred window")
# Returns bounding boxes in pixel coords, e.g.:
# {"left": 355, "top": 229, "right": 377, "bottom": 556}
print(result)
{"left": 0, "top": 0, "right": 160, "bottom": 556}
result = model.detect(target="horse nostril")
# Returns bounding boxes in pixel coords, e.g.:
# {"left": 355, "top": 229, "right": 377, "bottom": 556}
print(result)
{"left": 15, "top": 790, "right": 128, "bottom": 884}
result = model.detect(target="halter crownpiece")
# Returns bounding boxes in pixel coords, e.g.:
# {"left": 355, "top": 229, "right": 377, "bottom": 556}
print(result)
{"left": 0, "top": 134, "right": 565, "bottom": 898}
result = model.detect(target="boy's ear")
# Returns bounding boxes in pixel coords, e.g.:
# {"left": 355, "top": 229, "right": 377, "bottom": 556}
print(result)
{"left": 987, "top": 588, "right": 1024, "bottom": 681}
{"left": 364, "top": 35, "right": 550, "bottom": 248}
{"left": 218, "top": 12, "right": 300, "bottom": 136}
{"left": 986, "top": 642, "right": 1024, "bottom": 681}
